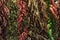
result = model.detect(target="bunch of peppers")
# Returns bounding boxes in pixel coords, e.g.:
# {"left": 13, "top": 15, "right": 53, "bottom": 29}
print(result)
{"left": 17, "top": 0, "right": 28, "bottom": 40}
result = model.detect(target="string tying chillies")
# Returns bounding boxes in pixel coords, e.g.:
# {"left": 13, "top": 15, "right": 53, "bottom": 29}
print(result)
{"left": 17, "top": 0, "right": 27, "bottom": 40}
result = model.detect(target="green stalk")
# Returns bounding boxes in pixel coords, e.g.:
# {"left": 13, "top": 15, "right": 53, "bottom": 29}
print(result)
{"left": 47, "top": 19, "right": 54, "bottom": 40}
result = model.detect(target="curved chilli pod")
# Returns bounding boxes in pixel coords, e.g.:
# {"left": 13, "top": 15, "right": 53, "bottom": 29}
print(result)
{"left": 17, "top": 0, "right": 27, "bottom": 40}
{"left": 0, "top": 0, "right": 9, "bottom": 40}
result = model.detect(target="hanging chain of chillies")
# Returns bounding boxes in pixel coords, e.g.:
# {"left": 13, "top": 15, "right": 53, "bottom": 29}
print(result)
{"left": 17, "top": 0, "right": 28, "bottom": 40}
{"left": 26, "top": 0, "right": 49, "bottom": 40}
{"left": 0, "top": 0, "right": 9, "bottom": 40}
{"left": 6, "top": 0, "right": 18, "bottom": 40}
{"left": 16, "top": 0, "right": 59, "bottom": 40}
